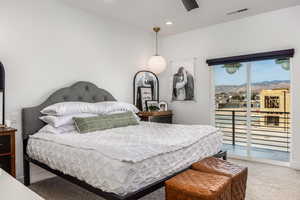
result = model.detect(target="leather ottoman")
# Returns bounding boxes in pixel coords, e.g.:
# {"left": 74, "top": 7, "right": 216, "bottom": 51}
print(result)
{"left": 165, "top": 169, "right": 231, "bottom": 200}
{"left": 192, "top": 157, "right": 248, "bottom": 200}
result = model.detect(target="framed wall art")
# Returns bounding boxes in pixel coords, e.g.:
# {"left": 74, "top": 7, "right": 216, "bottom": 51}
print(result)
{"left": 171, "top": 58, "right": 195, "bottom": 101}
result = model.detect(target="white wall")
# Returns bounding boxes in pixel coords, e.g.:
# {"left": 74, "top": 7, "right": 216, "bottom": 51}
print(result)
{"left": 160, "top": 6, "right": 300, "bottom": 169}
{"left": 0, "top": 0, "right": 152, "bottom": 179}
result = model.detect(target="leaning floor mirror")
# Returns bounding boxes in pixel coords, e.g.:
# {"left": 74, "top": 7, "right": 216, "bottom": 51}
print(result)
{"left": 0, "top": 62, "right": 5, "bottom": 126}
{"left": 133, "top": 70, "right": 159, "bottom": 112}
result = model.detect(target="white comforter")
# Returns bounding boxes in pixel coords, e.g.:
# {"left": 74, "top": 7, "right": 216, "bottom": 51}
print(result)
{"left": 28, "top": 122, "right": 222, "bottom": 195}
{"left": 30, "top": 122, "right": 219, "bottom": 163}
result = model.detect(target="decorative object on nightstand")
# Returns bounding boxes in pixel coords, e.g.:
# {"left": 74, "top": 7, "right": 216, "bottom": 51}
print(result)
{"left": 138, "top": 111, "right": 173, "bottom": 124}
{"left": 0, "top": 127, "right": 16, "bottom": 177}
{"left": 133, "top": 70, "right": 159, "bottom": 111}
{"left": 139, "top": 87, "right": 153, "bottom": 111}
{"left": 0, "top": 62, "right": 5, "bottom": 127}
{"left": 146, "top": 100, "right": 159, "bottom": 111}
{"left": 158, "top": 101, "right": 168, "bottom": 111}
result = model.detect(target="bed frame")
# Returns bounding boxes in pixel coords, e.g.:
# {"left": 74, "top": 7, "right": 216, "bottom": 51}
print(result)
{"left": 22, "top": 81, "right": 226, "bottom": 200}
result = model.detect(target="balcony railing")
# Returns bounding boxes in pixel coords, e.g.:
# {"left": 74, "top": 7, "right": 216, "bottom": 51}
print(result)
{"left": 215, "top": 110, "right": 291, "bottom": 152}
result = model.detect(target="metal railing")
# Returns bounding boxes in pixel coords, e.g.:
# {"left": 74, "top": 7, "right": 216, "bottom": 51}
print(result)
{"left": 215, "top": 110, "right": 291, "bottom": 152}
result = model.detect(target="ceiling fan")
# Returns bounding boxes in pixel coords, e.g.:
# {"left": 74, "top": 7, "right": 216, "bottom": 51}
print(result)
{"left": 181, "top": 0, "right": 199, "bottom": 11}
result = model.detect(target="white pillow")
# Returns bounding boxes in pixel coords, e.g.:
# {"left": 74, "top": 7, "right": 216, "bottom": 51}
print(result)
{"left": 96, "top": 101, "right": 140, "bottom": 114}
{"left": 41, "top": 101, "right": 139, "bottom": 116}
{"left": 39, "top": 124, "right": 76, "bottom": 134}
{"left": 41, "top": 102, "right": 100, "bottom": 116}
{"left": 40, "top": 113, "right": 98, "bottom": 127}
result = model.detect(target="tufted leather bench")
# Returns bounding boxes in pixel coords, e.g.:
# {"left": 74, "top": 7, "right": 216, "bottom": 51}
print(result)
{"left": 192, "top": 157, "right": 248, "bottom": 200}
{"left": 165, "top": 169, "right": 231, "bottom": 200}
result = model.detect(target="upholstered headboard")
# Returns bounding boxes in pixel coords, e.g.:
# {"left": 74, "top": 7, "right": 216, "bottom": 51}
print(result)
{"left": 22, "top": 81, "right": 116, "bottom": 139}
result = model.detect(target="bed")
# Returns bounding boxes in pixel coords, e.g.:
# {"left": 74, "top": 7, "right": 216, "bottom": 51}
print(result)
{"left": 22, "top": 81, "right": 225, "bottom": 200}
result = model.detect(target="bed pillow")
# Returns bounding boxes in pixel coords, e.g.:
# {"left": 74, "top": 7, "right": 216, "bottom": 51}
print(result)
{"left": 40, "top": 113, "right": 98, "bottom": 127}
{"left": 97, "top": 101, "right": 140, "bottom": 114}
{"left": 41, "top": 102, "right": 102, "bottom": 116}
{"left": 73, "top": 112, "right": 139, "bottom": 134}
{"left": 39, "top": 124, "right": 76, "bottom": 134}
{"left": 41, "top": 101, "right": 139, "bottom": 116}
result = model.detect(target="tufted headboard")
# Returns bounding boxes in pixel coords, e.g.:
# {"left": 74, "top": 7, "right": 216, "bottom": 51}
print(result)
{"left": 22, "top": 81, "right": 116, "bottom": 139}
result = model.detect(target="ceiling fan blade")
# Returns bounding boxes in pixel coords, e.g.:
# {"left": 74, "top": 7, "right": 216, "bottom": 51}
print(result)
{"left": 181, "top": 0, "right": 199, "bottom": 11}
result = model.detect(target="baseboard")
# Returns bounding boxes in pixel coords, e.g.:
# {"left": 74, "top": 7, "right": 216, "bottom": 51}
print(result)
{"left": 16, "top": 163, "right": 56, "bottom": 184}
{"left": 228, "top": 155, "right": 290, "bottom": 168}
{"left": 290, "top": 161, "right": 300, "bottom": 170}
{"left": 17, "top": 176, "right": 24, "bottom": 183}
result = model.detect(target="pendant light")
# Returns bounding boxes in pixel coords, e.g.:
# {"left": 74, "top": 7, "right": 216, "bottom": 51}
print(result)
{"left": 147, "top": 27, "right": 167, "bottom": 75}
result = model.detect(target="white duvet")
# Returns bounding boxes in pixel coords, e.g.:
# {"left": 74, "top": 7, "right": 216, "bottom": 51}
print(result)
{"left": 28, "top": 122, "right": 222, "bottom": 195}
{"left": 30, "top": 122, "right": 220, "bottom": 163}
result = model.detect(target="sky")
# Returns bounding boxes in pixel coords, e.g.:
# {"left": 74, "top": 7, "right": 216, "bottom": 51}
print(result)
{"left": 214, "top": 59, "right": 291, "bottom": 86}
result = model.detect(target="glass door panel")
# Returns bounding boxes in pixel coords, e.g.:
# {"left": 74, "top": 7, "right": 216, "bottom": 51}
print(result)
{"left": 214, "top": 63, "right": 248, "bottom": 157}
{"left": 250, "top": 59, "right": 291, "bottom": 162}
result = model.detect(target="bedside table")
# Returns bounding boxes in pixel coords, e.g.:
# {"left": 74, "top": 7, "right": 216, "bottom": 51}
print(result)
{"left": 0, "top": 127, "right": 17, "bottom": 177}
{"left": 138, "top": 111, "right": 173, "bottom": 124}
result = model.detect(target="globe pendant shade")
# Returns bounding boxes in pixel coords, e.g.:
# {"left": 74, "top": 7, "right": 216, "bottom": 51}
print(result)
{"left": 226, "top": 66, "right": 238, "bottom": 74}
{"left": 147, "top": 55, "right": 167, "bottom": 75}
{"left": 281, "top": 61, "right": 290, "bottom": 71}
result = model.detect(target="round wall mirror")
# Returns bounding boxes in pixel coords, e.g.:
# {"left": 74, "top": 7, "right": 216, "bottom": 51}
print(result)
{"left": 133, "top": 70, "right": 159, "bottom": 111}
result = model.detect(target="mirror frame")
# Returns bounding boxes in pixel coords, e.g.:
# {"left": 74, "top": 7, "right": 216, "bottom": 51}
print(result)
{"left": 133, "top": 70, "right": 159, "bottom": 108}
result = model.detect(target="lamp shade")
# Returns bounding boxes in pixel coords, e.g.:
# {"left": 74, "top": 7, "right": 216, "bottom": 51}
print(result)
{"left": 147, "top": 55, "right": 167, "bottom": 75}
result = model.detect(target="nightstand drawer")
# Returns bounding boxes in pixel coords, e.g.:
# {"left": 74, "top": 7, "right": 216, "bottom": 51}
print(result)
{"left": 150, "top": 115, "right": 172, "bottom": 124}
{"left": 0, "top": 135, "right": 11, "bottom": 154}
{"left": 0, "top": 156, "right": 11, "bottom": 173}
{"left": 139, "top": 111, "right": 173, "bottom": 124}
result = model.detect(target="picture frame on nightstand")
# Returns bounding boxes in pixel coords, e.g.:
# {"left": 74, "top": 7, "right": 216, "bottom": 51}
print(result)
{"left": 138, "top": 87, "right": 153, "bottom": 111}
{"left": 146, "top": 100, "right": 159, "bottom": 111}
{"left": 158, "top": 101, "right": 168, "bottom": 111}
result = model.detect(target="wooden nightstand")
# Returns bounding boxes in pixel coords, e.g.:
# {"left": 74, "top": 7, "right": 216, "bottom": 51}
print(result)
{"left": 0, "top": 127, "right": 16, "bottom": 177}
{"left": 138, "top": 111, "right": 173, "bottom": 124}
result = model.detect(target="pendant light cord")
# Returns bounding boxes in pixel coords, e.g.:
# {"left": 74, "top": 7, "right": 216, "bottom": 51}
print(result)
{"left": 155, "top": 31, "right": 158, "bottom": 56}
{"left": 153, "top": 27, "right": 161, "bottom": 56}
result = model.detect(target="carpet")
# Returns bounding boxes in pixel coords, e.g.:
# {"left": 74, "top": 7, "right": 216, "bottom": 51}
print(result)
{"left": 29, "top": 159, "right": 300, "bottom": 200}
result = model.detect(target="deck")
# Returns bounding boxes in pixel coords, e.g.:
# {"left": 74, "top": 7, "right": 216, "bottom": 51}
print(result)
{"left": 216, "top": 109, "right": 291, "bottom": 162}
{"left": 223, "top": 144, "right": 289, "bottom": 162}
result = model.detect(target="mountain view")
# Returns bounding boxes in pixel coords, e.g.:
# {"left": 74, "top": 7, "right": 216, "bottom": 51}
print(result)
{"left": 216, "top": 80, "right": 290, "bottom": 94}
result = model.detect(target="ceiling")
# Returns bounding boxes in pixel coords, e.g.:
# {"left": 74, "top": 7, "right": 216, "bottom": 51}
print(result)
{"left": 62, "top": 0, "right": 300, "bottom": 35}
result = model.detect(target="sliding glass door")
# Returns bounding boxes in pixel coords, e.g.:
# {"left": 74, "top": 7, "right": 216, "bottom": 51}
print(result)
{"left": 249, "top": 59, "right": 291, "bottom": 161}
{"left": 214, "top": 62, "right": 248, "bottom": 157}
{"left": 213, "top": 58, "right": 291, "bottom": 162}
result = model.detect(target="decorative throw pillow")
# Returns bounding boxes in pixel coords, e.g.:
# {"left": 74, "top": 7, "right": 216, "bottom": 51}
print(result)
{"left": 107, "top": 111, "right": 141, "bottom": 121}
{"left": 73, "top": 112, "right": 139, "bottom": 134}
